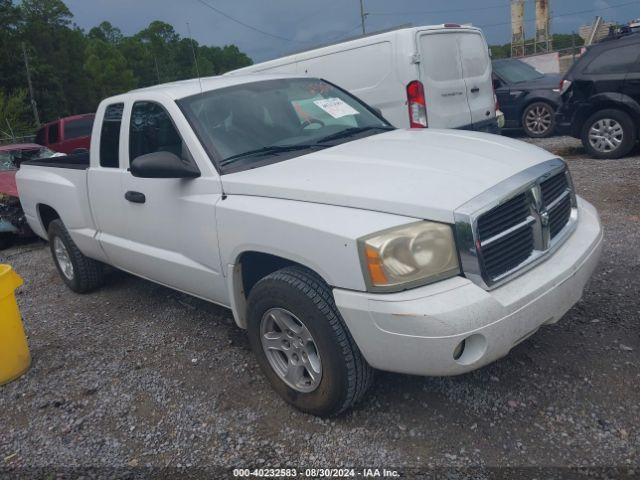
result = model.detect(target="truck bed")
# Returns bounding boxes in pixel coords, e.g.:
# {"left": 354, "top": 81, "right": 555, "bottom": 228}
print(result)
{"left": 21, "top": 151, "right": 89, "bottom": 170}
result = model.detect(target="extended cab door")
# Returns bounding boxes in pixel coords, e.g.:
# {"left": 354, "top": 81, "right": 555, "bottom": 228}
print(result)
{"left": 89, "top": 96, "right": 227, "bottom": 303}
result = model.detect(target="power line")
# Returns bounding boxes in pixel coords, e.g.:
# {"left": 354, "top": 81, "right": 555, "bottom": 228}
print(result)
{"left": 368, "top": 1, "right": 518, "bottom": 17}
{"left": 194, "top": 0, "right": 364, "bottom": 46}
{"left": 478, "top": 0, "right": 640, "bottom": 29}
{"left": 194, "top": 0, "right": 299, "bottom": 43}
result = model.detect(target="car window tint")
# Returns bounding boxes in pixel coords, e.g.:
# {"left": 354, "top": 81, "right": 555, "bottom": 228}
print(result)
{"left": 49, "top": 123, "right": 60, "bottom": 144}
{"left": 129, "top": 101, "right": 188, "bottom": 161}
{"left": 99, "top": 103, "right": 124, "bottom": 168}
{"left": 584, "top": 45, "right": 640, "bottom": 75}
{"left": 65, "top": 117, "right": 94, "bottom": 140}
{"left": 35, "top": 127, "right": 45, "bottom": 145}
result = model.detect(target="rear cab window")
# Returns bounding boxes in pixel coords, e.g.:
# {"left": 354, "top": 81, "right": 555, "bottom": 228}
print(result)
{"left": 99, "top": 104, "right": 124, "bottom": 168}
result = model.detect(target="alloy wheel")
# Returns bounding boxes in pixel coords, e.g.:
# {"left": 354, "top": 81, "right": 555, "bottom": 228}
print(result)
{"left": 260, "top": 307, "right": 322, "bottom": 393}
{"left": 588, "top": 118, "right": 624, "bottom": 153}
{"left": 525, "top": 104, "right": 553, "bottom": 135}
{"left": 53, "top": 236, "right": 74, "bottom": 281}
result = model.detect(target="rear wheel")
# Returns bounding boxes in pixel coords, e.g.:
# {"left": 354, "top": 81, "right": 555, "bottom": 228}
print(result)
{"left": 48, "top": 219, "right": 104, "bottom": 293}
{"left": 0, "top": 233, "right": 13, "bottom": 250}
{"left": 246, "top": 266, "right": 373, "bottom": 416}
{"left": 581, "top": 109, "right": 637, "bottom": 159}
{"left": 522, "top": 102, "right": 555, "bottom": 138}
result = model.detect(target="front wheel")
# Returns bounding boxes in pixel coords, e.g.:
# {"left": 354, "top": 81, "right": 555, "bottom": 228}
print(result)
{"left": 522, "top": 102, "right": 556, "bottom": 138}
{"left": 246, "top": 266, "right": 373, "bottom": 416}
{"left": 48, "top": 219, "right": 104, "bottom": 293}
{"left": 581, "top": 109, "right": 637, "bottom": 159}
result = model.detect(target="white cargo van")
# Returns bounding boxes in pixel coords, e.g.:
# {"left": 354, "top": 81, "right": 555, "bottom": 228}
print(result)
{"left": 227, "top": 24, "right": 500, "bottom": 132}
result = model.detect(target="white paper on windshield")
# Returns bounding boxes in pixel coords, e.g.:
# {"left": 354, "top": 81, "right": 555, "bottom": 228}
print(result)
{"left": 313, "top": 98, "right": 360, "bottom": 119}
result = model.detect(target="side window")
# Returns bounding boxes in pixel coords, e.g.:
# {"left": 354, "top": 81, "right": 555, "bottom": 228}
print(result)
{"left": 99, "top": 103, "right": 124, "bottom": 168}
{"left": 129, "top": 101, "right": 187, "bottom": 161}
{"left": 35, "top": 127, "right": 46, "bottom": 145}
{"left": 584, "top": 45, "right": 640, "bottom": 75}
{"left": 65, "top": 117, "right": 94, "bottom": 140}
{"left": 49, "top": 123, "right": 59, "bottom": 144}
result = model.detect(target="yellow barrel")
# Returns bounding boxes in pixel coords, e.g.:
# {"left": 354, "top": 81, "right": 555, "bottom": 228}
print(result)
{"left": 0, "top": 264, "right": 30, "bottom": 385}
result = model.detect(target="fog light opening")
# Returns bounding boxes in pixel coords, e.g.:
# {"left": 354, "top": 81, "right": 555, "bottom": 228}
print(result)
{"left": 453, "top": 339, "right": 466, "bottom": 360}
{"left": 453, "top": 334, "right": 488, "bottom": 366}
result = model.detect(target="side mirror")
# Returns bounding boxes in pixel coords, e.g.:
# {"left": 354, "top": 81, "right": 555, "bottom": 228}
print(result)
{"left": 372, "top": 106, "right": 383, "bottom": 117}
{"left": 130, "top": 151, "right": 200, "bottom": 179}
{"left": 492, "top": 77, "right": 502, "bottom": 90}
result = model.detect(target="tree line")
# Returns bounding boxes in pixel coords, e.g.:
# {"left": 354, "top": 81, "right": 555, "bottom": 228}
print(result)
{"left": 0, "top": 0, "right": 252, "bottom": 137}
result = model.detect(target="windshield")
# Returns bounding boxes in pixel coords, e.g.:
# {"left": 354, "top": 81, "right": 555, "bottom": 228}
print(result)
{"left": 178, "top": 78, "right": 393, "bottom": 173}
{"left": 0, "top": 147, "right": 57, "bottom": 170}
{"left": 493, "top": 59, "right": 545, "bottom": 83}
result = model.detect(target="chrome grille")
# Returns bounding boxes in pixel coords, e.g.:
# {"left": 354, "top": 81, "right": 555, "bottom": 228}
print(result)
{"left": 477, "top": 193, "right": 529, "bottom": 241}
{"left": 454, "top": 159, "right": 578, "bottom": 290}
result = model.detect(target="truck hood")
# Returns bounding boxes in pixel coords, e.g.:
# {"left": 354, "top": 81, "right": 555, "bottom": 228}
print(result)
{"left": 221, "top": 129, "right": 557, "bottom": 223}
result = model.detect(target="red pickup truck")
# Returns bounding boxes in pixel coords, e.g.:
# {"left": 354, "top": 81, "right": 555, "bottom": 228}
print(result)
{"left": 34, "top": 113, "right": 95, "bottom": 154}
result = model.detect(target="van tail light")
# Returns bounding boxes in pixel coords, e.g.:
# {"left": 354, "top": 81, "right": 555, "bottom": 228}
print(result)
{"left": 406, "top": 80, "right": 428, "bottom": 128}
{"left": 559, "top": 79, "right": 572, "bottom": 94}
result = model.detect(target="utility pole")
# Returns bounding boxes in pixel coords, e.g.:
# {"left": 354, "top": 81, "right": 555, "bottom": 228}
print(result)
{"left": 359, "top": 0, "right": 366, "bottom": 35}
{"left": 21, "top": 42, "right": 40, "bottom": 128}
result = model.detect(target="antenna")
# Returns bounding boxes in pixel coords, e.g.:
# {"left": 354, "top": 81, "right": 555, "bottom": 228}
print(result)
{"left": 187, "top": 22, "right": 203, "bottom": 93}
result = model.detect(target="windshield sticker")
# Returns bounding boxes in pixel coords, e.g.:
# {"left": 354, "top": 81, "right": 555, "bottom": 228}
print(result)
{"left": 313, "top": 98, "right": 359, "bottom": 119}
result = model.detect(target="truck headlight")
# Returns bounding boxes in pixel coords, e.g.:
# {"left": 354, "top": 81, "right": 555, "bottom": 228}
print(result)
{"left": 359, "top": 221, "right": 460, "bottom": 292}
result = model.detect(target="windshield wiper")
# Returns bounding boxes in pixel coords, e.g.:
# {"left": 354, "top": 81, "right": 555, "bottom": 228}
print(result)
{"left": 221, "top": 144, "right": 327, "bottom": 166}
{"left": 315, "top": 126, "right": 395, "bottom": 144}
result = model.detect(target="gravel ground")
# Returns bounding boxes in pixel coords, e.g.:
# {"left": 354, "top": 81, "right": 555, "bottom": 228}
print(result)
{"left": 1, "top": 135, "right": 639, "bottom": 477}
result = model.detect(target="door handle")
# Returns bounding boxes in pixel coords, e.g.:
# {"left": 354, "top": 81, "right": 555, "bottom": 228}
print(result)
{"left": 470, "top": 87, "right": 480, "bottom": 93}
{"left": 125, "top": 191, "right": 146, "bottom": 204}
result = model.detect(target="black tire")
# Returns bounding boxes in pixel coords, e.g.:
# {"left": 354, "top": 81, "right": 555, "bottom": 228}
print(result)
{"left": 48, "top": 219, "right": 104, "bottom": 293}
{"left": 0, "top": 233, "right": 13, "bottom": 250}
{"left": 581, "top": 109, "right": 637, "bottom": 159}
{"left": 522, "top": 101, "right": 556, "bottom": 138}
{"left": 246, "top": 266, "right": 373, "bottom": 416}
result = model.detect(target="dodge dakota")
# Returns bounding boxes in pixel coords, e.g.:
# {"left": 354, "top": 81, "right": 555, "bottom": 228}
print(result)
{"left": 16, "top": 74, "right": 603, "bottom": 416}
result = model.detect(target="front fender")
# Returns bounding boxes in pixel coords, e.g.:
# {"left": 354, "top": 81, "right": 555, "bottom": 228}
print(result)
{"left": 216, "top": 195, "right": 419, "bottom": 291}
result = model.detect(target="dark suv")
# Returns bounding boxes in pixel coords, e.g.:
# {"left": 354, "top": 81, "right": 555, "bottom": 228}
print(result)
{"left": 556, "top": 33, "right": 640, "bottom": 158}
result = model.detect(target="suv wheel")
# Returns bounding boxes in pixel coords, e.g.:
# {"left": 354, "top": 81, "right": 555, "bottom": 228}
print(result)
{"left": 582, "top": 109, "right": 637, "bottom": 159}
{"left": 48, "top": 219, "right": 104, "bottom": 293}
{"left": 246, "top": 266, "right": 373, "bottom": 416}
{"left": 523, "top": 102, "right": 555, "bottom": 138}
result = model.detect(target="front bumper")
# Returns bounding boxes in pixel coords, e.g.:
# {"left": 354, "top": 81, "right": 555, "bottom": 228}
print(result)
{"left": 333, "top": 198, "right": 603, "bottom": 376}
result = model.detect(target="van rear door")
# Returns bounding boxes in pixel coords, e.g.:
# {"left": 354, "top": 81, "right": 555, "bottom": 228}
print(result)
{"left": 418, "top": 31, "right": 472, "bottom": 129}
{"left": 457, "top": 31, "right": 495, "bottom": 128}
{"left": 418, "top": 29, "right": 494, "bottom": 129}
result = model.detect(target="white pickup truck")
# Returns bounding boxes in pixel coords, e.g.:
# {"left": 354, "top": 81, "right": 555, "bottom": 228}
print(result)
{"left": 17, "top": 74, "right": 603, "bottom": 416}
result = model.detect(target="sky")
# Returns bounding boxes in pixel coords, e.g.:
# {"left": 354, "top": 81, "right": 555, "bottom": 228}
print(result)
{"left": 63, "top": 0, "right": 640, "bottom": 62}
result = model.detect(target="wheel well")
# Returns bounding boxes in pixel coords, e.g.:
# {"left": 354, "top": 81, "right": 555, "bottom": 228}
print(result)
{"left": 239, "top": 251, "right": 297, "bottom": 297}
{"left": 231, "top": 252, "right": 326, "bottom": 328}
{"left": 37, "top": 204, "right": 60, "bottom": 236}
{"left": 574, "top": 102, "right": 637, "bottom": 137}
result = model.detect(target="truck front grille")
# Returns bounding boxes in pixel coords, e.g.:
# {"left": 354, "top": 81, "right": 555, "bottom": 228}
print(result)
{"left": 454, "top": 159, "right": 578, "bottom": 290}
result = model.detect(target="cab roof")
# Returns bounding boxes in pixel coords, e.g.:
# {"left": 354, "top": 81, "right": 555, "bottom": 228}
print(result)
{"left": 127, "top": 73, "right": 303, "bottom": 101}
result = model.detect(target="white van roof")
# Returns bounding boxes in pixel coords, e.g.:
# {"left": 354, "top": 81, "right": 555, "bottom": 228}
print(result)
{"left": 226, "top": 24, "right": 483, "bottom": 76}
